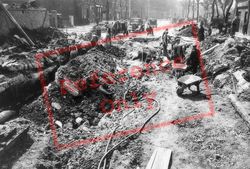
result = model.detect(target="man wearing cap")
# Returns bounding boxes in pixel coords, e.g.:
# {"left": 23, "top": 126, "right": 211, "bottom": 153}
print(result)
{"left": 162, "top": 29, "right": 170, "bottom": 56}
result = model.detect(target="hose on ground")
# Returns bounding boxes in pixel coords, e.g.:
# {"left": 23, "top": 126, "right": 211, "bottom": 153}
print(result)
{"left": 102, "top": 126, "right": 119, "bottom": 169}
{"left": 97, "top": 98, "right": 160, "bottom": 169}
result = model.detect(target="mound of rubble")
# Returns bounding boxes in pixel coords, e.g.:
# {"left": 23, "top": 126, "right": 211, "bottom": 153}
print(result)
{"left": 19, "top": 47, "right": 147, "bottom": 130}
{"left": 0, "top": 27, "right": 66, "bottom": 48}
{"left": 177, "top": 25, "right": 193, "bottom": 37}
{"left": 0, "top": 28, "right": 86, "bottom": 109}
{"left": 97, "top": 45, "right": 126, "bottom": 59}
{"left": 202, "top": 35, "right": 250, "bottom": 101}
{"left": 121, "top": 40, "right": 160, "bottom": 61}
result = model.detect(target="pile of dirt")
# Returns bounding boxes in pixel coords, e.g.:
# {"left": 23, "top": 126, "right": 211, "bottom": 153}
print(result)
{"left": 121, "top": 40, "right": 160, "bottom": 61}
{"left": 201, "top": 35, "right": 228, "bottom": 51}
{"left": 201, "top": 36, "right": 250, "bottom": 100}
{"left": 55, "top": 48, "right": 117, "bottom": 81}
{"left": 177, "top": 25, "right": 193, "bottom": 37}
{"left": 97, "top": 45, "right": 126, "bottom": 59}
{"left": 20, "top": 46, "right": 148, "bottom": 128}
{"left": 0, "top": 26, "right": 84, "bottom": 109}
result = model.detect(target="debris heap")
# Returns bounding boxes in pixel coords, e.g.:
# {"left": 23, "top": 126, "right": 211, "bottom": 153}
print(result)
{"left": 20, "top": 47, "right": 147, "bottom": 129}
{"left": 202, "top": 35, "right": 250, "bottom": 101}
{"left": 177, "top": 25, "right": 193, "bottom": 37}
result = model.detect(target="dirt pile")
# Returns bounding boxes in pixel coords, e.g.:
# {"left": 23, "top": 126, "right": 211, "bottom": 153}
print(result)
{"left": 0, "top": 27, "right": 85, "bottom": 109}
{"left": 97, "top": 45, "right": 126, "bottom": 59}
{"left": 20, "top": 46, "right": 147, "bottom": 128}
{"left": 17, "top": 45, "right": 150, "bottom": 168}
{"left": 177, "top": 25, "right": 193, "bottom": 37}
{"left": 121, "top": 40, "right": 160, "bottom": 61}
{"left": 203, "top": 37, "right": 238, "bottom": 77}
{"left": 55, "top": 48, "right": 117, "bottom": 81}
{"left": 202, "top": 36, "right": 250, "bottom": 100}
{"left": 201, "top": 35, "right": 228, "bottom": 51}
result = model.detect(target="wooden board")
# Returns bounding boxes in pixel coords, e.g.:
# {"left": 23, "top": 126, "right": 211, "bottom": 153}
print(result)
{"left": 146, "top": 147, "right": 172, "bottom": 169}
{"left": 229, "top": 94, "right": 250, "bottom": 129}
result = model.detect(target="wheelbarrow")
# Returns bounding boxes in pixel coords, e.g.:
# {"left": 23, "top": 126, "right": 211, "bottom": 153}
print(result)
{"left": 176, "top": 74, "right": 203, "bottom": 96}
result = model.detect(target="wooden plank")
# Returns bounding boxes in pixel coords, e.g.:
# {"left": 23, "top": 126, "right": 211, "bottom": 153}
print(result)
{"left": 201, "top": 44, "right": 220, "bottom": 56}
{"left": 229, "top": 94, "right": 250, "bottom": 129}
{"left": 0, "top": 2, "right": 35, "bottom": 46}
{"left": 146, "top": 147, "right": 172, "bottom": 169}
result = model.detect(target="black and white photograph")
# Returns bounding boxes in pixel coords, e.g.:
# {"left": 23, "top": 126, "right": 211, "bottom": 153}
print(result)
{"left": 0, "top": 0, "right": 250, "bottom": 168}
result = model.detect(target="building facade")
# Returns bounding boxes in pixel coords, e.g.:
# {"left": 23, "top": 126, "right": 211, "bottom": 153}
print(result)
{"left": 36, "top": 0, "right": 105, "bottom": 25}
{"left": 36, "top": 0, "right": 128, "bottom": 25}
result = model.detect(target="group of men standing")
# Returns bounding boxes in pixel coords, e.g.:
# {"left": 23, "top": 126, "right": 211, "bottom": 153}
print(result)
{"left": 161, "top": 23, "right": 204, "bottom": 75}
{"left": 90, "top": 21, "right": 129, "bottom": 47}
{"left": 160, "top": 17, "right": 245, "bottom": 75}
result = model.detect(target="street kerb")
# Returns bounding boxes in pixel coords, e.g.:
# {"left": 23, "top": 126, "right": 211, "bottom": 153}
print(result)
{"left": 35, "top": 20, "right": 216, "bottom": 151}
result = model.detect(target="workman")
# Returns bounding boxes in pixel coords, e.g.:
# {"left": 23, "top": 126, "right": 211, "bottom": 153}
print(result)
{"left": 146, "top": 25, "right": 154, "bottom": 35}
{"left": 231, "top": 15, "right": 240, "bottom": 36}
{"left": 162, "top": 29, "right": 170, "bottom": 56}
{"left": 90, "top": 34, "right": 99, "bottom": 47}
{"left": 172, "top": 45, "right": 185, "bottom": 64}
{"left": 198, "top": 22, "right": 205, "bottom": 42}
{"left": 186, "top": 45, "right": 200, "bottom": 74}
{"left": 121, "top": 21, "right": 128, "bottom": 35}
{"left": 96, "top": 24, "right": 102, "bottom": 38}
{"left": 170, "top": 36, "right": 186, "bottom": 63}
{"left": 208, "top": 24, "right": 212, "bottom": 36}
{"left": 106, "top": 27, "right": 112, "bottom": 46}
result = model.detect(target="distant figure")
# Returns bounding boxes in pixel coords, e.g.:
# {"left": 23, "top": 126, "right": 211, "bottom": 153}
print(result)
{"left": 218, "top": 22, "right": 223, "bottom": 34}
{"left": 198, "top": 22, "right": 205, "bottom": 42}
{"left": 146, "top": 25, "right": 153, "bottom": 35}
{"left": 231, "top": 15, "right": 240, "bottom": 36}
{"left": 122, "top": 22, "right": 128, "bottom": 35}
{"left": 111, "top": 22, "right": 116, "bottom": 37}
{"left": 243, "top": 21, "right": 248, "bottom": 35}
{"left": 96, "top": 25, "right": 102, "bottom": 38}
{"left": 106, "top": 27, "right": 112, "bottom": 46}
{"left": 186, "top": 45, "right": 199, "bottom": 74}
{"left": 91, "top": 34, "right": 99, "bottom": 47}
{"left": 162, "top": 29, "right": 169, "bottom": 56}
{"left": 208, "top": 24, "right": 212, "bottom": 36}
{"left": 112, "top": 21, "right": 119, "bottom": 37}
